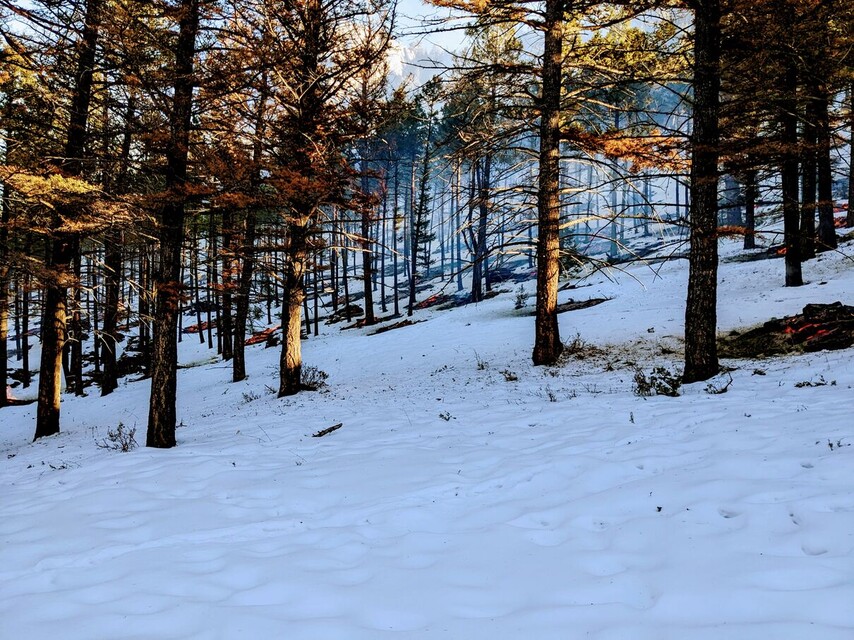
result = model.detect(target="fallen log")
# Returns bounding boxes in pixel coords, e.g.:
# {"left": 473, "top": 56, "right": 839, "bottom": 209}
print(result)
{"left": 312, "top": 422, "right": 343, "bottom": 438}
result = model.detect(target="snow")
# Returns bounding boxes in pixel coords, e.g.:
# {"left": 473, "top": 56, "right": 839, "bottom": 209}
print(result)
{"left": 2, "top": 238, "right": 854, "bottom": 639}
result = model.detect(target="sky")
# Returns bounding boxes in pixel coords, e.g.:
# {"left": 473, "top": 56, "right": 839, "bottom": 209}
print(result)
{"left": 395, "top": 0, "right": 468, "bottom": 53}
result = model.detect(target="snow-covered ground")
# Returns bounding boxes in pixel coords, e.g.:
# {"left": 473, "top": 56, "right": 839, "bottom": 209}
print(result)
{"left": 2, "top": 238, "right": 853, "bottom": 639}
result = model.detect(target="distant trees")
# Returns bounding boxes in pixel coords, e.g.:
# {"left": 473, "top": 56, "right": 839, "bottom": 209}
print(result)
{"left": 1, "top": 0, "right": 852, "bottom": 444}
{"left": 253, "top": 0, "right": 394, "bottom": 396}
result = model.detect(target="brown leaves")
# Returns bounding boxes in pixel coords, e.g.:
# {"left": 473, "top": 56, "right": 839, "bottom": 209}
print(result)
{"left": 559, "top": 128, "right": 686, "bottom": 172}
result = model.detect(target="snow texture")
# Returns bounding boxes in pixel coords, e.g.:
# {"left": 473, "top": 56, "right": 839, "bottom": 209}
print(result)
{"left": 2, "top": 238, "right": 853, "bottom": 639}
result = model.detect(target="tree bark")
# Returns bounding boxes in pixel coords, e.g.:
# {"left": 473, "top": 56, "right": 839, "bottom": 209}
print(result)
{"left": 100, "top": 230, "right": 122, "bottom": 395}
{"left": 233, "top": 74, "right": 265, "bottom": 383}
{"left": 683, "top": 0, "right": 721, "bottom": 383}
{"left": 35, "top": 236, "right": 75, "bottom": 439}
{"left": 220, "top": 208, "right": 234, "bottom": 360}
{"left": 743, "top": 169, "right": 756, "bottom": 250}
{"left": 0, "top": 183, "right": 9, "bottom": 409}
{"left": 360, "top": 160, "right": 375, "bottom": 325}
{"left": 532, "top": 0, "right": 564, "bottom": 366}
{"left": 34, "top": 0, "right": 100, "bottom": 439}
{"left": 69, "top": 249, "right": 84, "bottom": 396}
{"left": 800, "top": 99, "right": 817, "bottom": 260}
{"left": 814, "top": 85, "right": 836, "bottom": 250}
{"left": 781, "top": 38, "right": 803, "bottom": 287}
{"left": 848, "top": 82, "right": 854, "bottom": 228}
{"left": 278, "top": 221, "right": 307, "bottom": 397}
{"left": 146, "top": 0, "right": 200, "bottom": 448}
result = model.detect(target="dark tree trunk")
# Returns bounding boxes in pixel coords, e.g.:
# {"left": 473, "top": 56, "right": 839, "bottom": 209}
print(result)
{"left": 342, "top": 224, "right": 350, "bottom": 319}
{"left": 532, "top": 0, "right": 564, "bottom": 366}
{"left": 781, "top": 42, "right": 803, "bottom": 287}
{"left": 232, "top": 209, "right": 256, "bottom": 382}
{"left": 683, "top": 0, "right": 721, "bottom": 384}
{"left": 146, "top": 0, "right": 200, "bottom": 448}
{"left": 800, "top": 100, "right": 817, "bottom": 260}
{"left": 35, "top": 236, "right": 75, "bottom": 440}
{"left": 101, "top": 88, "right": 135, "bottom": 395}
{"left": 814, "top": 86, "right": 836, "bottom": 250}
{"left": 69, "top": 250, "right": 84, "bottom": 396}
{"left": 848, "top": 83, "right": 854, "bottom": 228}
{"left": 471, "top": 155, "right": 491, "bottom": 303}
{"left": 220, "top": 208, "right": 234, "bottom": 360}
{"left": 0, "top": 183, "right": 9, "bottom": 409}
{"left": 34, "top": 0, "right": 100, "bottom": 439}
{"left": 233, "top": 73, "right": 265, "bottom": 383}
{"left": 21, "top": 271, "right": 30, "bottom": 388}
{"left": 360, "top": 164, "right": 375, "bottom": 325}
{"left": 100, "top": 231, "right": 122, "bottom": 395}
{"left": 409, "top": 129, "right": 433, "bottom": 316}
{"left": 278, "top": 221, "right": 307, "bottom": 397}
{"left": 743, "top": 169, "right": 757, "bottom": 250}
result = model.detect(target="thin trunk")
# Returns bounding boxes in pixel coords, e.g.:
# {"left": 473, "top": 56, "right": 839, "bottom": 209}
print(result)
{"left": 532, "top": 0, "right": 564, "bottom": 366}
{"left": 342, "top": 225, "right": 350, "bottom": 319}
{"left": 100, "top": 231, "right": 121, "bottom": 395}
{"left": 380, "top": 174, "right": 388, "bottom": 312}
{"left": 815, "top": 86, "right": 836, "bottom": 250}
{"left": 360, "top": 162, "right": 375, "bottom": 325}
{"left": 191, "top": 225, "right": 204, "bottom": 343}
{"left": 232, "top": 79, "right": 264, "bottom": 382}
{"left": 743, "top": 169, "right": 757, "bottom": 250}
{"left": 847, "top": 83, "right": 854, "bottom": 228}
{"left": 0, "top": 182, "right": 9, "bottom": 408}
{"left": 22, "top": 272, "right": 30, "bottom": 388}
{"left": 393, "top": 163, "right": 401, "bottom": 316}
{"left": 69, "top": 249, "right": 84, "bottom": 396}
{"left": 781, "top": 41, "right": 803, "bottom": 287}
{"left": 683, "top": 0, "right": 721, "bottom": 383}
{"left": 232, "top": 209, "right": 257, "bottom": 382}
{"left": 220, "top": 208, "right": 234, "bottom": 360}
{"left": 800, "top": 104, "right": 817, "bottom": 260}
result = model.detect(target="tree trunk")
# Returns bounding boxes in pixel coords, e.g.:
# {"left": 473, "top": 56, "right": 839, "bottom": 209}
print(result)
{"left": 781, "top": 40, "right": 803, "bottom": 287}
{"left": 220, "top": 208, "right": 234, "bottom": 360}
{"left": 100, "top": 230, "right": 122, "bottom": 395}
{"left": 847, "top": 82, "right": 854, "bottom": 228}
{"left": 232, "top": 209, "right": 256, "bottom": 382}
{"left": 0, "top": 183, "right": 9, "bottom": 409}
{"left": 683, "top": 0, "right": 721, "bottom": 384}
{"left": 743, "top": 169, "right": 757, "bottom": 250}
{"left": 69, "top": 249, "right": 84, "bottom": 396}
{"left": 35, "top": 236, "right": 75, "bottom": 439}
{"left": 360, "top": 165, "right": 375, "bottom": 325}
{"left": 34, "top": 0, "right": 100, "bottom": 439}
{"left": 101, "top": 86, "right": 136, "bottom": 394}
{"left": 800, "top": 100, "right": 817, "bottom": 260}
{"left": 22, "top": 271, "right": 31, "bottom": 388}
{"left": 233, "top": 71, "right": 265, "bottom": 383}
{"left": 278, "top": 220, "right": 307, "bottom": 397}
{"left": 532, "top": 0, "right": 564, "bottom": 366}
{"left": 815, "top": 85, "right": 836, "bottom": 250}
{"left": 146, "top": 0, "right": 200, "bottom": 448}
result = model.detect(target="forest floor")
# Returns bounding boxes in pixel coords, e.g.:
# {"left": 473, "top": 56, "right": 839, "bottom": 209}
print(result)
{"left": 2, "top": 234, "right": 854, "bottom": 639}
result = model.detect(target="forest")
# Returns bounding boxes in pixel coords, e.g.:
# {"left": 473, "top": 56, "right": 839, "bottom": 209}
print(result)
{"left": 1, "top": 0, "right": 852, "bottom": 443}
{"left": 1, "top": 0, "right": 854, "bottom": 637}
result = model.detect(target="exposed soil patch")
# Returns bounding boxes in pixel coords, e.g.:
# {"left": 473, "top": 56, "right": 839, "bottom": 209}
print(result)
{"left": 370, "top": 319, "right": 424, "bottom": 335}
{"left": 720, "top": 302, "right": 854, "bottom": 358}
